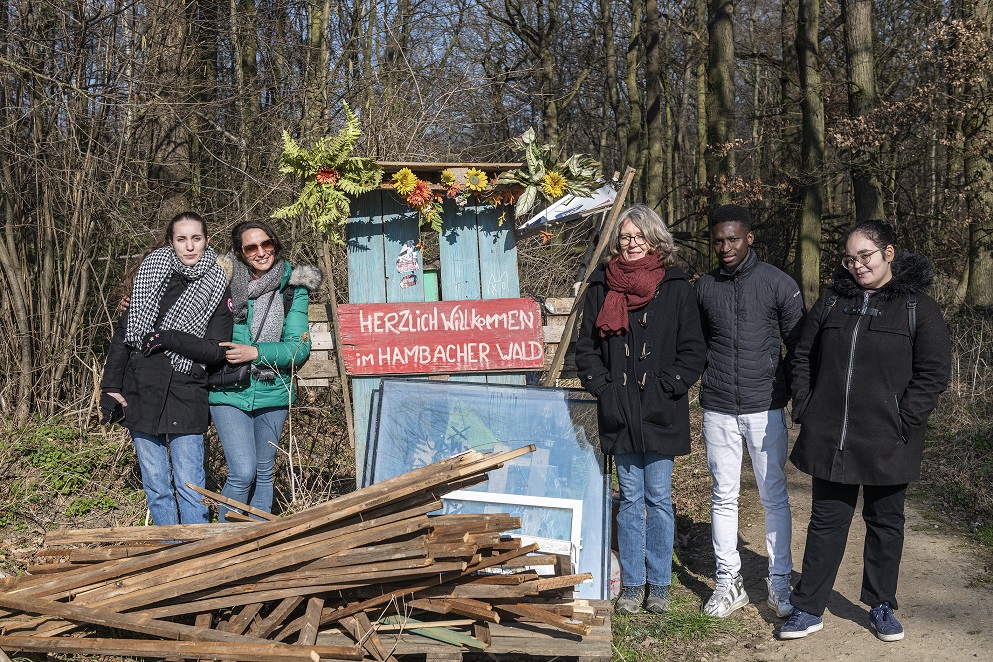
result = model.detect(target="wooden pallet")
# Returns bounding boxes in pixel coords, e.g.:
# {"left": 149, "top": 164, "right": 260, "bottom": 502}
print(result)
{"left": 315, "top": 600, "right": 611, "bottom": 662}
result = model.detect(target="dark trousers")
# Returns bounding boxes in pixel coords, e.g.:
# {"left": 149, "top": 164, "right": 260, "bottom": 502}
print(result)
{"left": 790, "top": 478, "right": 907, "bottom": 616}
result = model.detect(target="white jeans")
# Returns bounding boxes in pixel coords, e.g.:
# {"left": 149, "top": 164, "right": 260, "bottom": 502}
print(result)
{"left": 703, "top": 409, "right": 792, "bottom": 579}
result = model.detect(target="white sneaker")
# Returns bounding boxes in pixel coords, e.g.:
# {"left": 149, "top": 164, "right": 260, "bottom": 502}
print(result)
{"left": 704, "top": 574, "right": 750, "bottom": 617}
{"left": 766, "top": 574, "right": 793, "bottom": 618}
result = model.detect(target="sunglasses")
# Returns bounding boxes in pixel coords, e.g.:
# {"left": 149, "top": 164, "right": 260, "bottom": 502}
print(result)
{"left": 242, "top": 238, "right": 275, "bottom": 257}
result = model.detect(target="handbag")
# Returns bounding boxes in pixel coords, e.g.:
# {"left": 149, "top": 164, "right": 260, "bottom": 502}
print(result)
{"left": 208, "top": 362, "right": 252, "bottom": 387}
{"left": 208, "top": 291, "right": 278, "bottom": 388}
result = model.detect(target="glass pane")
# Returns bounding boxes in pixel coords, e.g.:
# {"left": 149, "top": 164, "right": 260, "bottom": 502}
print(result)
{"left": 366, "top": 378, "right": 610, "bottom": 599}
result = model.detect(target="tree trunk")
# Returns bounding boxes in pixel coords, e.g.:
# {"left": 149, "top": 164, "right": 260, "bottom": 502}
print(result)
{"left": 706, "top": 0, "right": 735, "bottom": 208}
{"left": 624, "top": 0, "right": 644, "bottom": 201}
{"left": 302, "top": 0, "right": 331, "bottom": 141}
{"left": 146, "top": 0, "right": 193, "bottom": 220}
{"left": 842, "top": 0, "right": 885, "bottom": 222}
{"left": 795, "top": 0, "right": 825, "bottom": 306}
{"left": 963, "top": 0, "right": 993, "bottom": 306}
{"left": 644, "top": 0, "right": 664, "bottom": 211}
{"left": 600, "top": 0, "right": 620, "bottom": 164}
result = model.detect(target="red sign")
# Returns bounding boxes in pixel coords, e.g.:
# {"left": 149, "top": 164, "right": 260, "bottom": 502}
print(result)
{"left": 338, "top": 298, "right": 545, "bottom": 375}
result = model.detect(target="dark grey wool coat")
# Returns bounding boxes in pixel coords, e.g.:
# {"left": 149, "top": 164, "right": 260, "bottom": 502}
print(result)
{"left": 789, "top": 252, "right": 951, "bottom": 485}
{"left": 102, "top": 274, "right": 233, "bottom": 436}
{"left": 576, "top": 263, "right": 707, "bottom": 456}
{"left": 696, "top": 249, "right": 805, "bottom": 415}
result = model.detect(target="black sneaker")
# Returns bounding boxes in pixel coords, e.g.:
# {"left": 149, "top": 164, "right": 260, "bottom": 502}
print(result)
{"left": 869, "top": 602, "right": 904, "bottom": 642}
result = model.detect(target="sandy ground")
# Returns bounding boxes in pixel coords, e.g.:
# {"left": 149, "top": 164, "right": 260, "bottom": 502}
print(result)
{"left": 695, "top": 461, "right": 993, "bottom": 662}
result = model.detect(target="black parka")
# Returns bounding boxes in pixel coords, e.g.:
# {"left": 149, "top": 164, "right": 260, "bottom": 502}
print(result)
{"left": 102, "top": 273, "right": 233, "bottom": 436}
{"left": 576, "top": 263, "right": 707, "bottom": 456}
{"left": 696, "top": 249, "right": 805, "bottom": 415}
{"left": 789, "top": 252, "right": 951, "bottom": 485}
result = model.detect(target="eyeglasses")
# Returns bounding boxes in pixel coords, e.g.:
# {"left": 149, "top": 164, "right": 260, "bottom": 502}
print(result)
{"left": 841, "top": 248, "right": 881, "bottom": 270}
{"left": 619, "top": 234, "right": 647, "bottom": 246}
{"left": 242, "top": 238, "right": 275, "bottom": 257}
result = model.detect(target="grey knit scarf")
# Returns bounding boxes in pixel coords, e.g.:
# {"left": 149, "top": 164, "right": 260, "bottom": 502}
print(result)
{"left": 229, "top": 256, "right": 286, "bottom": 383}
{"left": 125, "top": 246, "right": 227, "bottom": 374}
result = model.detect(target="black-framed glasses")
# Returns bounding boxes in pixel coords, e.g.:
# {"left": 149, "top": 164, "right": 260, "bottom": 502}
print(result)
{"left": 619, "top": 233, "right": 647, "bottom": 246}
{"left": 841, "top": 249, "right": 881, "bottom": 270}
{"left": 242, "top": 238, "right": 275, "bottom": 257}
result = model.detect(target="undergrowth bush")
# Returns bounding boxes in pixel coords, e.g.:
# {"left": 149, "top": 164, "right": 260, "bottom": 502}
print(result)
{"left": 920, "top": 304, "right": 993, "bottom": 531}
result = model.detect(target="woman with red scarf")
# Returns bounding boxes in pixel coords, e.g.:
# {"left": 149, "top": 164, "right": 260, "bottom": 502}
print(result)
{"left": 577, "top": 204, "right": 706, "bottom": 615}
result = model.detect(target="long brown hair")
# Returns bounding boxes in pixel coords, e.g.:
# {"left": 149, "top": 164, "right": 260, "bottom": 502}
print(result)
{"left": 120, "top": 212, "right": 210, "bottom": 299}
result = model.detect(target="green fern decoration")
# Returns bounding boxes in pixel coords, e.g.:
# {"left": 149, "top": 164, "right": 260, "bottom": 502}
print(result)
{"left": 272, "top": 102, "right": 383, "bottom": 242}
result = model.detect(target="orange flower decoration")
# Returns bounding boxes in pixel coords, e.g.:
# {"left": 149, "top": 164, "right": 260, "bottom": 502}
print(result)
{"left": 315, "top": 169, "right": 339, "bottom": 185}
{"left": 406, "top": 180, "right": 432, "bottom": 207}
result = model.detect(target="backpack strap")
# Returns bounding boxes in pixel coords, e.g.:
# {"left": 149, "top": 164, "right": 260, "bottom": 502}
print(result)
{"left": 282, "top": 285, "right": 296, "bottom": 313}
{"left": 906, "top": 292, "right": 917, "bottom": 344}
{"left": 818, "top": 294, "right": 838, "bottom": 327}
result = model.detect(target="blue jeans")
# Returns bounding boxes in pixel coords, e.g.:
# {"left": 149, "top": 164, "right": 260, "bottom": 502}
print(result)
{"left": 210, "top": 405, "right": 289, "bottom": 520}
{"left": 130, "top": 431, "right": 209, "bottom": 525}
{"left": 614, "top": 452, "right": 676, "bottom": 588}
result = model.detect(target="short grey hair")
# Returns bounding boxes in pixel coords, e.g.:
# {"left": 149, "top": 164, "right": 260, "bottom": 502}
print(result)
{"left": 603, "top": 204, "right": 677, "bottom": 266}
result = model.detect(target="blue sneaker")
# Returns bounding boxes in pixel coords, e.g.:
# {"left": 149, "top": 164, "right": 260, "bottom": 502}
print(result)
{"left": 869, "top": 602, "right": 904, "bottom": 642}
{"left": 779, "top": 608, "right": 823, "bottom": 639}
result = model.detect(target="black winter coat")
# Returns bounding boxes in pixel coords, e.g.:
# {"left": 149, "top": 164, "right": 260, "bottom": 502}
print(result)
{"left": 789, "top": 252, "right": 951, "bottom": 485}
{"left": 576, "top": 263, "right": 707, "bottom": 456}
{"left": 102, "top": 273, "right": 233, "bottom": 436}
{"left": 696, "top": 249, "right": 805, "bottom": 415}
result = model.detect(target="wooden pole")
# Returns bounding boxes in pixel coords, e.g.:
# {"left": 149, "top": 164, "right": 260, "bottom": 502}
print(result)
{"left": 542, "top": 166, "right": 637, "bottom": 386}
{"left": 321, "top": 242, "right": 356, "bottom": 450}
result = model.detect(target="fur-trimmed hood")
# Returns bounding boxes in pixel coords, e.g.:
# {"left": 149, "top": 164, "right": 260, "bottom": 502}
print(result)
{"left": 831, "top": 249, "right": 933, "bottom": 301}
{"left": 215, "top": 253, "right": 323, "bottom": 292}
{"left": 287, "top": 263, "right": 323, "bottom": 292}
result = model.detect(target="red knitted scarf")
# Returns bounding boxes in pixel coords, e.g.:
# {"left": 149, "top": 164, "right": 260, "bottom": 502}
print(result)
{"left": 595, "top": 256, "right": 666, "bottom": 338}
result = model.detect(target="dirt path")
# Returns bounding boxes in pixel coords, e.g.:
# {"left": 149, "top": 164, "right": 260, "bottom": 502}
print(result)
{"left": 698, "top": 462, "right": 993, "bottom": 661}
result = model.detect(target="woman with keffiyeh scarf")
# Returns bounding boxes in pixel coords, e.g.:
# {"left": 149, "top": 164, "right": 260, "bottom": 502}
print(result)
{"left": 209, "top": 221, "right": 322, "bottom": 521}
{"left": 101, "top": 212, "right": 233, "bottom": 526}
{"left": 576, "top": 205, "right": 706, "bottom": 616}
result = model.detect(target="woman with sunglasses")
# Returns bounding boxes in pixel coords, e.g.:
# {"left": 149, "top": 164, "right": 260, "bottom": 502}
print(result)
{"left": 576, "top": 205, "right": 706, "bottom": 614}
{"left": 100, "top": 211, "right": 233, "bottom": 525}
{"left": 780, "top": 220, "right": 951, "bottom": 642}
{"left": 209, "top": 221, "right": 322, "bottom": 520}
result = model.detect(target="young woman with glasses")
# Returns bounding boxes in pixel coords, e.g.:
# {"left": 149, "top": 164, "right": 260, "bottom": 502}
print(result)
{"left": 780, "top": 220, "right": 951, "bottom": 642}
{"left": 100, "top": 212, "right": 233, "bottom": 525}
{"left": 575, "top": 204, "right": 706, "bottom": 614}
{"left": 208, "top": 221, "right": 322, "bottom": 520}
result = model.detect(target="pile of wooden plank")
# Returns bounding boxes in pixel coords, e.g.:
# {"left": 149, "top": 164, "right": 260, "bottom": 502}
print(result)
{"left": 0, "top": 446, "right": 603, "bottom": 661}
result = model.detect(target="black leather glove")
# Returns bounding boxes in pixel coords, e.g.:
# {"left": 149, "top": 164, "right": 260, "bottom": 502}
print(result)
{"left": 140, "top": 330, "right": 172, "bottom": 356}
{"left": 100, "top": 392, "right": 125, "bottom": 425}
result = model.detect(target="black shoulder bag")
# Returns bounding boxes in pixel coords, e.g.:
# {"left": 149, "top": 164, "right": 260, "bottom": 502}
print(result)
{"left": 208, "top": 292, "right": 279, "bottom": 388}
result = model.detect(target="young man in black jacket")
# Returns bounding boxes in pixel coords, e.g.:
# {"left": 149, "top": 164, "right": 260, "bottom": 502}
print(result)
{"left": 695, "top": 204, "right": 805, "bottom": 618}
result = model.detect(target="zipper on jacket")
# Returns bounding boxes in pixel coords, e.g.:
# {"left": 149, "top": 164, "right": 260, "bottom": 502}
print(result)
{"left": 733, "top": 274, "right": 740, "bottom": 414}
{"left": 839, "top": 292, "right": 869, "bottom": 451}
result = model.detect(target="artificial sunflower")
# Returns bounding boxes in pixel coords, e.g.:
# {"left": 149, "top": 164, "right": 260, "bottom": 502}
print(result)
{"left": 406, "top": 179, "right": 433, "bottom": 207}
{"left": 440, "top": 169, "right": 457, "bottom": 187}
{"left": 465, "top": 167, "right": 489, "bottom": 192}
{"left": 392, "top": 168, "right": 418, "bottom": 196}
{"left": 541, "top": 170, "right": 567, "bottom": 199}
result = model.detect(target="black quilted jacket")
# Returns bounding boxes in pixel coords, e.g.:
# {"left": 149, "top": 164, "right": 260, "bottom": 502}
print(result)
{"left": 695, "top": 250, "right": 806, "bottom": 415}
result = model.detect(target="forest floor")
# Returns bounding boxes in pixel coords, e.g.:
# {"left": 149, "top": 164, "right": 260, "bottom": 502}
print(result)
{"left": 627, "top": 428, "right": 993, "bottom": 662}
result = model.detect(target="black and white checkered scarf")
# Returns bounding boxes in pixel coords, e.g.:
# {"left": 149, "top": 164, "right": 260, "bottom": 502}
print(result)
{"left": 125, "top": 246, "right": 228, "bottom": 373}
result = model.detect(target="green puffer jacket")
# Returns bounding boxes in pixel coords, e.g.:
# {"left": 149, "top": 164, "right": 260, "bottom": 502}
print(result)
{"left": 208, "top": 259, "right": 322, "bottom": 411}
